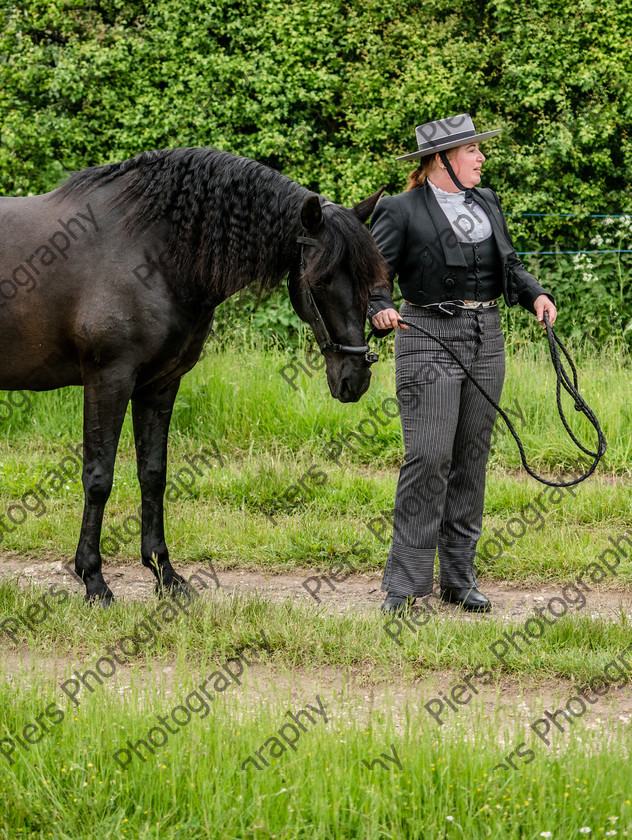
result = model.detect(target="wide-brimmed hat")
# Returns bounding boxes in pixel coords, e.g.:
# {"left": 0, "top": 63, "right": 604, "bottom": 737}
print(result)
{"left": 396, "top": 113, "right": 501, "bottom": 162}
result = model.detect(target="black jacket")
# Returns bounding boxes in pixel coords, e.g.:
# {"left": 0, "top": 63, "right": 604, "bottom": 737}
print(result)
{"left": 367, "top": 182, "right": 553, "bottom": 330}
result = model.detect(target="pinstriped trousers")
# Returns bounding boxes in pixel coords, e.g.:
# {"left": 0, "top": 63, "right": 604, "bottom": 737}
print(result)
{"left": 382, "top": 302, "right": 505, "bottom": 597}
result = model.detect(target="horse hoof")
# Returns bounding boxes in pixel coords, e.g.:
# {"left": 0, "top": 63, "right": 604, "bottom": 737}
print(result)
{"left": 175, "top": 580, "right": 199, "bottom": 601}
{"left": 85, "top": 590, "right": 115, "bottom": 607}
{"left": 154, "top": 577, "right": 198, "bottom": 601}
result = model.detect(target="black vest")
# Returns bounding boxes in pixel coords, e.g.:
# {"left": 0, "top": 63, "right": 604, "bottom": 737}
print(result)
{"left": 459, "top": 234, "right": 503, "bottom": 301}
{"left": 369, "top": 184, "right": 552, "bottom": 313}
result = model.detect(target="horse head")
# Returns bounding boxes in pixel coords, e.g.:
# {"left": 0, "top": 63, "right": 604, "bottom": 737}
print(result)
{"left": 288, "top": 187, "right": 389, "bottom": 403}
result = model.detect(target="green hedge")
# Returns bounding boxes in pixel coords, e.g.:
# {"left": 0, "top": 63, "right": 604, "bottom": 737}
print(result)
{"left": 1, "top": 0, "right": 631, "bottom": 346}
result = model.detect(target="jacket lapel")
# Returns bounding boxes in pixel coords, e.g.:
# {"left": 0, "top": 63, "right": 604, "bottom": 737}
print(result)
{"left": 421, "top": 183, "right": 467, "bottom": 268}
{"left": 471, "top": 189, "right": 513, "bottom": 259}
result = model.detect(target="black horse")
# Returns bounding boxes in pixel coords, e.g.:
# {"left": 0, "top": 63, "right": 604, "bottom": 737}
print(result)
{"left": 0, "top": 147, "right": 389, "bottom": 602}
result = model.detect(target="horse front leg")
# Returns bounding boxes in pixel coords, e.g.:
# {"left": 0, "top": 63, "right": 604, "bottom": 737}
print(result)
{"left": 131, "top": 379, "right": 191, "bottom": 597}
{"left": 76, "top": 369, "right": 136, "bottom": 603}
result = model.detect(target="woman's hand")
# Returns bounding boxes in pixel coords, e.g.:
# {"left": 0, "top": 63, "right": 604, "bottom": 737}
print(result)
{"left": 534, "top": 295, "right": 557, "bottom": 328}
{"left": 371, "top": 308, "right": 409, "bottom": 331}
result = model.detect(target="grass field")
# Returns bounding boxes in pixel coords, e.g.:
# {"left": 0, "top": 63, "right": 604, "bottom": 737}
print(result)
{"left": 1, "top": 338, "right": 631, "bottom": 838}
{"left": 2, "top": 655, "right": 631, "bottom": 840}
{"left": 1, "top": 578, "right": 631, "bottom": 682}
{"left": 0, "top": 340, "right": 629, "bottom": 576}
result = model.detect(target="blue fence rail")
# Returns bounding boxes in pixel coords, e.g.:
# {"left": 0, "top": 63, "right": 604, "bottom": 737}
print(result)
{"left": 505, "top": 212, "right": 632, "bottom": 255}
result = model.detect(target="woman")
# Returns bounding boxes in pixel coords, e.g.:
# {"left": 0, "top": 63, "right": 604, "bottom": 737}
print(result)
{"left": 367, "top": 114, "right": 557, "bottom": 615}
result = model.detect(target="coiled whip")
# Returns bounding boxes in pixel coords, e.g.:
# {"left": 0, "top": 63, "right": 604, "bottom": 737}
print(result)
{"left": 394, "top": 312, "right": 607, "bottom": 488}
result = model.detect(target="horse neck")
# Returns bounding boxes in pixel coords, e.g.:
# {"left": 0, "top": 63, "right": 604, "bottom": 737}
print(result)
{"left": 205, "top": 182, "right": 311, "bottom": 302}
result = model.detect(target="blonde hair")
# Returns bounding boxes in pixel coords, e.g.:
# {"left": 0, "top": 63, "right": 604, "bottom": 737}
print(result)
{"left": 405, "top": 147, "right": 458, "bottom": 191}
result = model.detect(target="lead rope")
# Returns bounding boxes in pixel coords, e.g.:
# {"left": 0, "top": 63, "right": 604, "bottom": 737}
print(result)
{"left": 395, "top": 311, "right": 607, "bottom": 488}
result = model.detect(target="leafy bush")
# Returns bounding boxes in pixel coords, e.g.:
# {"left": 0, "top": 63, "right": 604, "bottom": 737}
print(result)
{"left": 1, "top": 0, "right": 631, "bottom": 348}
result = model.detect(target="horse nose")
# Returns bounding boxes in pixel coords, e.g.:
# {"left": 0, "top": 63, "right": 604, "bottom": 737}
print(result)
{"left": 337, "top": 369, "right": 371, "bottom": 403}
{"left": 338, "top": 378, "right": 353, "bottom": 402}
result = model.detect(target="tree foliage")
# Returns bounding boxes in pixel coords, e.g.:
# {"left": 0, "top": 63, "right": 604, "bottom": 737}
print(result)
{"left": 1, "top": 0, "right": 631, "bottom": 345}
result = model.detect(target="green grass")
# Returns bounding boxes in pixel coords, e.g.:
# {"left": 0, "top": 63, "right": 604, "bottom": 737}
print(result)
{"left": 2, "top": 461, "right": 632, "bottom": 582}
{"left": 1, "top": 579, "right": 631, "bottom": 683}
{"left": 1, "top": 657, "right": 631, "bottom": 840}
{"left": 2, "top": 342, "right": 631, "bottom": 838}
{"left": 0, "top": 344, "right": 630, "bottom": 582}
{"left": 0, "top": 338, "right": 627, "bottom": 470}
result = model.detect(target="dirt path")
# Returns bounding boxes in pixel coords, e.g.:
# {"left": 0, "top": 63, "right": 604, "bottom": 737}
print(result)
{"left": 1, "top": 553, "right": 631, "bottom": 621}
{"left": 3, "top": 648, "right": 632, "bottom": 748}
{"left": 3, "top": 555, "right": 632, "bottom": 743}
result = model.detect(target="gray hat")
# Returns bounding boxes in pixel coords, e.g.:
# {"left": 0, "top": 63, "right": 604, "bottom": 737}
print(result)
{"left": 396, "top": 113, "right": 501, "bottom": 161}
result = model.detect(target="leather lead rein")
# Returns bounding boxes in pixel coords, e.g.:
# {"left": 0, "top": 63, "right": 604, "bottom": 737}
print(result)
{"left": 396, "top": 311, "right": 606, "bottom": 487}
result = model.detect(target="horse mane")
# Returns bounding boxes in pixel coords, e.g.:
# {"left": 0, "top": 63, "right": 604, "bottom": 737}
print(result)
{"left": 56, "top": 147, "right": 388, "bottom": 308}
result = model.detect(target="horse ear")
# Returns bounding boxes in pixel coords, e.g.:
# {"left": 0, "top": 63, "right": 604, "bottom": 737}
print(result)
{"left": 352, "top": 185, "right": 386, "bottom": 223}
{"left": 300, "top": 195, "right": 323, "bottom": 233}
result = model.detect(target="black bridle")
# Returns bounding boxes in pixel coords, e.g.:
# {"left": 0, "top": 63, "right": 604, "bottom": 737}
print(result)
{"left": 295, "top": 227, "right": 379, "bottom": 365}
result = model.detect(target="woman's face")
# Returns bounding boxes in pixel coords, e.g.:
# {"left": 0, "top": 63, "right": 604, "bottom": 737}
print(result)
{"left": 449, "top": 143, "right": 486, "bottom": 188}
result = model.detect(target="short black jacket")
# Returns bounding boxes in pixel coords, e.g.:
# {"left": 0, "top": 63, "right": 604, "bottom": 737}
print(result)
{"left": 367, "top": 182, "right": 554, "bottom": 331}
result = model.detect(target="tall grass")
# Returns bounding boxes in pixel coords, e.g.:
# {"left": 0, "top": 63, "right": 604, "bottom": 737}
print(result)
{"left": 0, "top": 339, "right": 627, "bottom": 471}
{"left": 1, "top": 342, "right": 631, "bottom": 839}
{"left": 1, "top": 658, "right": 630, "bottom": 839}
{"left": 0, "top": 344, "right": 629, "bottom": 579}
{"left": 1, "top": 579, "right": 631, "bottom": 682}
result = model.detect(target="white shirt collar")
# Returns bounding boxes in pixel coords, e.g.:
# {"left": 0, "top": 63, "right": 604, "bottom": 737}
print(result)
{"left": 427, "top": 178, "right": 465, "bottom": 198}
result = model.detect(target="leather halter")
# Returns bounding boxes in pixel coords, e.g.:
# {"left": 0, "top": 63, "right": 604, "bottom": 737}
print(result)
{"left": 294, "top": 202, "right": 379, "bottom": 365}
